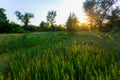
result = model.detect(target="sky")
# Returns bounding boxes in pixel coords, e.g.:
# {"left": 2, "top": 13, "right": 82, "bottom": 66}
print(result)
{"left": 0, "top": 0, "right": 86, "bottom": 26}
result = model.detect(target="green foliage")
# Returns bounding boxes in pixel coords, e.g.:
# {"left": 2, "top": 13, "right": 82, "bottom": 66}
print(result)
{"left": 40, "top": 21, "right": 51, "bottom": 31}
{"left": 0, "top": 8, "right": 7, "bottom": 20}
{"left": 83, "top": 0, "right": 96, "bottom": 31}
{"left": 0, "top": 8, "right": 24, "bottom": 33}
{"left": 66, "top": 12, "right": 79, "bottom": 34}
{"left": 0, "top": 32, "right": 120, "bottom": 79}
{"left": 46, "top": 10, "right": 57, "bottom": 31}
{"left": 9, "top": 22, "right": 24, "bottom": 33}
{"left": 83, "top": 0, "right": 118, "bottom": 31}
{"left": 0, "top": 20, "right": 10, "bottom": 33}
{"left": 101, "top": 6, "right": 120, "bottom": 32}
{"left": 40, "top": 21, "right": 66, "bottom": 32}
{"left": 106, "top": 6, "right": 120, "bottom": 31}
{"left": 0, "top": 8, "right": 10, "bottom": 33}
{"left": 15, "top": 11, "right": 34, "bottom": 30}
{"left": 55, "top": 24, "right": 66, "bottom": 31}
{"left": 0, "top": 21, "right": 24, "bottom": 33}
{"left": 26, "top": 25, "right": 39, "bottom": 32}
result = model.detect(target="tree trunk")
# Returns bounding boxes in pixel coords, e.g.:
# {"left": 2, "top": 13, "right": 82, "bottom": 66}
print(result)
{"left": 90, "top": 18, "right": 93, "bottom": 31}
{"left": 24, "top": 22, "right": 28, "bottom": 30}
{"left": 51, "top": 23, "right": 55, "bottom": 31}
{"left": 90, "top": 21, "right": 93, "bottom": 31}
{"left": 98, "top": 20, "right": 103, "bottom": 31}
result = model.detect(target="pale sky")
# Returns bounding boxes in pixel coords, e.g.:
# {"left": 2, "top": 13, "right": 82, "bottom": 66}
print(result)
{"left": 0, "top": 0, "right": 86, "bottom": 26}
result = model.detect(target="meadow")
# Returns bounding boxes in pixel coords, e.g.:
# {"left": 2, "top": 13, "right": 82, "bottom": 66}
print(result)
{"left": 0, "top": 31, "right": 120, "bottom": 80}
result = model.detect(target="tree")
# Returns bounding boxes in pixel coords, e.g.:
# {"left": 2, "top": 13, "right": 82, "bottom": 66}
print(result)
{"left": 107, "top": 6, "right": 120, "bottom": 28}
{"left": 15, "top": 11, "right": 34, "bottom": 30}
{"left": 0, "top": 8, "right": 24, "bottom": 33}
{"left": 0, "top": 8, "right": 7, "bottom": 20}
{"left": 0, "top": 8, "right": 10, "bottom": 33}
{"left": 40, "top": 21, "right": 50, "bottom": 31}
{"left": 9, "top": 22, "right": 24, "bottom": 33}
{"left": 56, "top": 24, "right": 66, "bottom": 31}
{"left": 0, "top": 20, "right": 10, "bottom": 33}
{"left": 46, "top": 10, "right": 57, "bottom": 31}
{"left": 66, "top": 12, "right": 79, "bottom": 34}
{"left": 83, "top": 1, "right": 95, "bottom": 31}
{"left": 83, "top": 0, "right": 118, "bottom": 31}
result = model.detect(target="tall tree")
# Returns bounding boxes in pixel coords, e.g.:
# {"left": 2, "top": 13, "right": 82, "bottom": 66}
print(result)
{"left": 0, "top": 8, "right": 7, "bottom": 20}
{"left": 15, "top": 11, "right": 34, "bottom": 30}
{"left": 83, "top": 0, "right": 118, "bottom": 31}
{"left": 0, "top": 8, "right": 10, "bottom": 33}
{"left": 83, "top": 1, "right": 95, "bottom": 31}
{"left": 46, "top": 10, "right": 57, "bottom": 31}
{"left": 66, "top": 12, "right": 79, "bottom": 34}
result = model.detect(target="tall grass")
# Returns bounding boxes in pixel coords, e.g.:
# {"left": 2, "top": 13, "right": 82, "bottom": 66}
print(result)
{"left": 0, "top": 32, "right": 120, "bottom": 80}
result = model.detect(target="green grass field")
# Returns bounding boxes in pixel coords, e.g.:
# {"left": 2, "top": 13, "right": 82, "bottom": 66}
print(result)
{"left": 0, "top": 31, "right": 120, "bottom": 80}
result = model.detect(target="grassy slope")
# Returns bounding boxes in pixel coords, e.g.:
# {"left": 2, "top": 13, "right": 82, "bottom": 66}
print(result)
{"left": 0, "top": 31, "right": 120, "bottom": 80}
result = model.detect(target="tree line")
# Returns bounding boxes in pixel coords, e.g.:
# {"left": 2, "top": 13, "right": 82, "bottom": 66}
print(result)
{"left": 0, "top": 0, "right": 120, "bottom": 33}
{"left": 0, "top": 9, "right": 66, "bottom": 33}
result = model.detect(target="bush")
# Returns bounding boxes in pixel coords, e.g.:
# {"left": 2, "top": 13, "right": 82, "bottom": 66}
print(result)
{"left": 40, "top": 21, "right": 51, "bottom": 31}
{"left": 55, "top": 24, "right": 67, "bottom": 31}
{"left": 26, "top": 25, "right": 39, "bottom": 32}
{"left": 0, "top": 21, "right": 24, "bottom": 33}
{"left": 9, "top": 22, "right": 24, "bottom": 33}
{"left": 0, "top": 20, "right": 10, "bottom": 33}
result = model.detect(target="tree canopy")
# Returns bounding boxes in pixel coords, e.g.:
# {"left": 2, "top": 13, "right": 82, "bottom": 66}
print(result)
{"left": 66, "top": 12, "right": 79, "bottom": 34}
{"left": 0, "top": 8, "right": 7, "bottom": 20}
{"left": 83, "top": 0, "right": 119, "bottom": 31}
{"left": 46, "top": 10, "right": 57, "bottom": 31}
{"left": 15, "top": 11, "right": 34, "bottom": 30}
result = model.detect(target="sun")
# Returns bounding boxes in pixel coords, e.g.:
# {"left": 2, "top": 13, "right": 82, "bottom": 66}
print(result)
{"left": 79, "top": 16, "right": 88, "bottom": 24}
{"left": 80, "top": 18, "right": 88, "bottom": 23}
